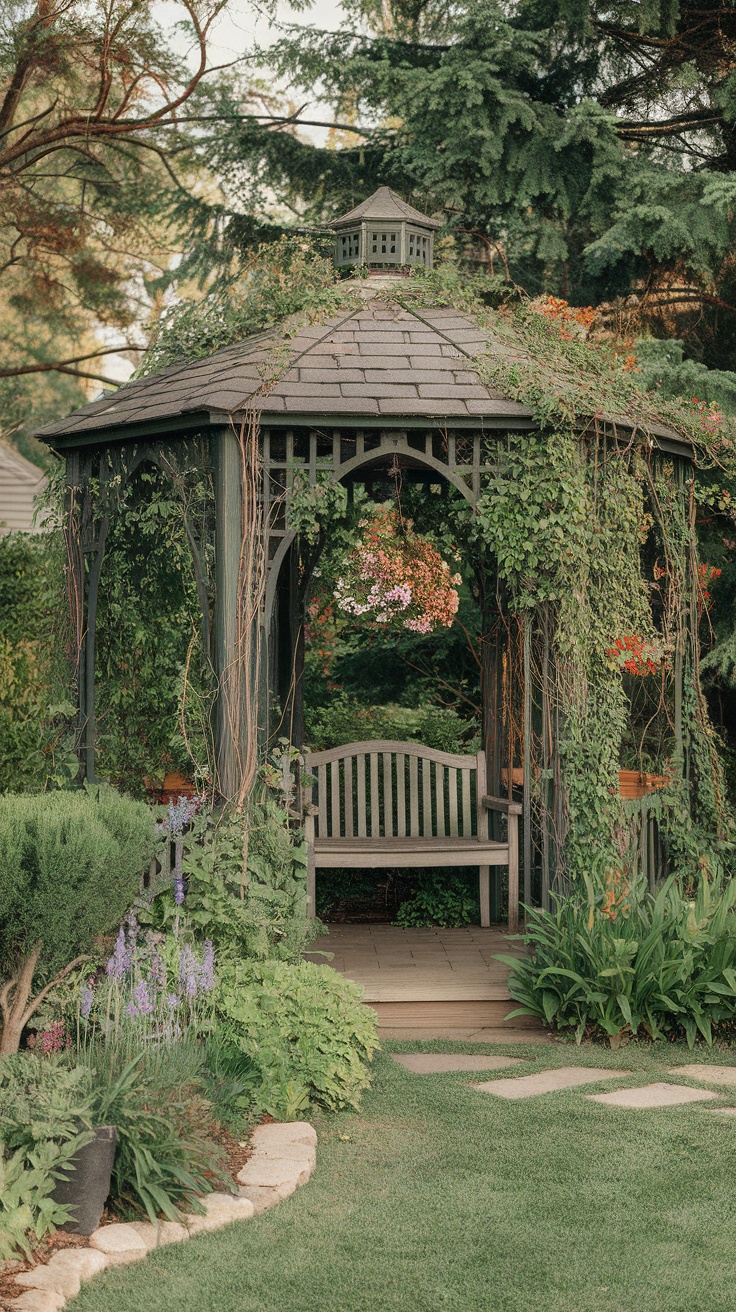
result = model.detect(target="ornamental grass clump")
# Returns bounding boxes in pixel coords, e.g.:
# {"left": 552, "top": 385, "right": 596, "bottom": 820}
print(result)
{"left": 0, "top": 787, "right": 158, "bottom": 1055}
{"left": 501, "top": 870, "right": 736, "bottom": 1047}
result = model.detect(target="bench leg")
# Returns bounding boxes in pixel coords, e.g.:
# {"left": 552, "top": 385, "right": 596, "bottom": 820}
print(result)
{"left": 479, "top": 865, "right": 490, "bottom": 927}
{"left": 306, "top": 845, "right": 316, "bottom": 920}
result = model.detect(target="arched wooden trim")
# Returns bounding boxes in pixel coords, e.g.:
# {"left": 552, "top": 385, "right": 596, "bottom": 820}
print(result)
{"left": 264, "top": 443, "right": 477, "bottom": 632}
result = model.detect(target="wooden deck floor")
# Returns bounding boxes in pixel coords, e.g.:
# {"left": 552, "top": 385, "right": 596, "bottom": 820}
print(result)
{"left": 305, "top": 924, "right": 546, "bottom": 1036}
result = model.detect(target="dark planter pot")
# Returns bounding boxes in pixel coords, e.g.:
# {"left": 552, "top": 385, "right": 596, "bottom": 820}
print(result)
{"left": 53, "top": 1125, "right": 118, "bottom": 1236}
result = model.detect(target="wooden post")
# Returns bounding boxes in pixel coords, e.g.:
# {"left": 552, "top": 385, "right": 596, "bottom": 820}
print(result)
{"left": 83, "top": 514, "right": 109, "bottom": 784}
{"left": 522, "top": 612, "right": 532, "bottom": 912}
{"left": 507, "top": 810, "right": 520, "bottom": 933}
{"left": 214, "top": 427, "right": 242, "bottom": 801}
{"left": 479, "top": 866, "right": 491, "bottom": 928}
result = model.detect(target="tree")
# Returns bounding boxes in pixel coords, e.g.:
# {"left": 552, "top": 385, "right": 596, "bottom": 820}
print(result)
{"left": 0, "top": 0, "right": 251, "bottom": 436}
{"left": 0, "top": 787, "right": 157, "bottom": 1054}
{"left": 201, "top": 0, "right": 736, "bottom": 365}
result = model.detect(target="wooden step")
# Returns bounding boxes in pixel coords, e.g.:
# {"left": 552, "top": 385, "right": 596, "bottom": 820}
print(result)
{"left": 367, "top": 1000, "right": 544, "bottom": 1029}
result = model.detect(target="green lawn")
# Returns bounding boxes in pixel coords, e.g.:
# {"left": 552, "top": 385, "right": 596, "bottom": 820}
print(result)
{"left": 68, "top": 1041, "right": 736, "bottom": 1312}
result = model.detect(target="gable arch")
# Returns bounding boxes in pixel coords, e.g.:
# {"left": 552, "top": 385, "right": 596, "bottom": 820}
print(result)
{"left": 263, "top": 440, "right": 476, "bottom": 631}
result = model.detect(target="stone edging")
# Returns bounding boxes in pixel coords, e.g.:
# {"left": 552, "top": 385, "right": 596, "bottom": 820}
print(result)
{"left": 7, "top": 1122, "right": 317, "bottom": 1312}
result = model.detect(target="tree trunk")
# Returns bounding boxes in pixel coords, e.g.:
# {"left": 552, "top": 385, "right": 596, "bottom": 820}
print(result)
{"left": 0, "top": 945, "right": 40, "bottom": 1056}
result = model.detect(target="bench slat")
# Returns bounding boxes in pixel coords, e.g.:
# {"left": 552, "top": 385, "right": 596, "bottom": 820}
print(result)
{"left": 331, "top": 760, "right": 340, "bottom": 838}
{"left": 383, "top": 752, "right": 393, "bottom": 837}
{"left": 344, "top": 756, "right": 354, "bottom": 837}
{"left": 461, "top": 769, "right": 472, "bottom": 837}
{"left": 370, "top": 753, "right": 380, "bottom": 838}
{"left": 317, "top": 763, "right": 326, "bottom": 839}
{"left": 409, "top": 756, "right": 419, "bottom": 836}
{"left": 357, "top": 754, "right": 367, "bottom": 837}
{"left": 396, "top": 753, "right": 406, "bottom": 837}
{"left": 435, "top": 761, "right": 446, "bottom": 836}
{"left": 422, "top": 758, "right": 432, "bottom": 837}
{"left": 448, "top": 767, "right": 458, "bottom": 836}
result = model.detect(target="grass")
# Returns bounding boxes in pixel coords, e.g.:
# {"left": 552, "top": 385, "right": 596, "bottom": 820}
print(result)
{"left": 67, "top": 1039, "right": 736, "bottom": 1312}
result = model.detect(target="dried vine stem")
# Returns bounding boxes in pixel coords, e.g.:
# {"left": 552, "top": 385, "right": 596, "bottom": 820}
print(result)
{"left": 219, "top": 405, "right": 267, "bottom": 816}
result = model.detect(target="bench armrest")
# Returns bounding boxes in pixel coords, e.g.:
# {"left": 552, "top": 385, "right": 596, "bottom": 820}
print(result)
{"left": 482, "top": 794, "right": 522, "bottom": 816}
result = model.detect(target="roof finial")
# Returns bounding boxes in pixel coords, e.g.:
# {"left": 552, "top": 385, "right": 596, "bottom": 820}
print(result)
{"left": 330, "top": 186, "right": 440, "bottom": 273}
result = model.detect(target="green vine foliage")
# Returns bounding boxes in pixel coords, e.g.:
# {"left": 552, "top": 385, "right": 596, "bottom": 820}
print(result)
{"left": 94, "top": 462, "right": 214, "bottom": 795}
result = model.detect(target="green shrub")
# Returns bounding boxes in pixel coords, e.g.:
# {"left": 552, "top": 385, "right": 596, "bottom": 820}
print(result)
{"left": 142, "top": 794, "right": 310, "bottom": 963}
{"left": 394, "top": 871, "right": 479, "bottom": 927}
{"left": 216, "top": 959, "right": 380, "bottom": 1117}
{"left": 306, "top": 695, "right": 476, "bottom": 754}
{"left": 0, "top": 531, "right": 77, "bottom": 792}
{"left": 502, "top": 872, "right": 736, "bottom": 1046}
{"left": 0, "top": 786, "right": 158, "bottom": 1053}
{"left": 0, "top": 1055, "right": 94, "bottom": 1259}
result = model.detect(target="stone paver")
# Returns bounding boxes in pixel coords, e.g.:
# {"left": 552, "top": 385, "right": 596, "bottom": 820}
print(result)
{"left": 473, "top": 1066, "right": 628, "bottom": 1099}
{"left": 89, "top": 1223, "right": 148, "bottom": 1258}
{"left": 185, "top": 1193, "right": 255, "bottom": 1236}
{"left": 588, "top": 1082, "right": 718, "bottom": 1109}
{"left": 132, "top": 1220, "right": 188, "bottom": 1249}
{"left": 670, "top": 1064, "right": 736, "bottom": 1087}
{"left": 10, "top": 1292, "right": 66, "bottom": 1312}
{"left": 710, "top": 1107, "right": 736, "bottom": 1117}
{"left": 392, "top": 1053, "right": 524, "bottom": 1074}
{"left": 237, "top": 1121, "right": 317, "bottom": 1213}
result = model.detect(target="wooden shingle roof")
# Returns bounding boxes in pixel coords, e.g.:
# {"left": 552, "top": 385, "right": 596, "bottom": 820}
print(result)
{"left": 38, "top": 297, "right": 534, "bottom": 447}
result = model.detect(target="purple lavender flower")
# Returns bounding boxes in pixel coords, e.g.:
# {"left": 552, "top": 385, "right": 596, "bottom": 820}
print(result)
{"left": 80, "top": 986, "right": 94, "bottom": 1018}
{"left": 106, "top": 926, "right": 130, "bottom": 979}
{"left": 201, "top": 940, "right": 215, "bottom": 992}
{"left": 178, "top": 945, "right": 199, "bottom": 999}
{"left": 149, "top": 947, "right": 167, "bottom": 989}
{"left": 125, "top": 999, "right": 138, "bottom": 1017}
{"left": 173, "top": 875, "right": 185, "bottom": 905}
{"left": 166, "top": 993, "right": 180, "bottom": 1011}
{"left": 133, "top": 980, "right": 154, "bottom": 1015}
{"left": 166, "top": 795, "right": 201, "bottom": 837}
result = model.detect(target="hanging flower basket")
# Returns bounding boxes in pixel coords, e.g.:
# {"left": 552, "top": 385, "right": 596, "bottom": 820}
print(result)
{"left": 333, "top": 506, "right": 461, "bottom": 634}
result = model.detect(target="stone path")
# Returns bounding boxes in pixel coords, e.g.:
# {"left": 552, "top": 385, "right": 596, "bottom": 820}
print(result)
{"left": 394, "top": 1049, "right": 736, "bottom": 1113}
{"left": 670, "top": 1064, "right": 736, "bottom": 1087}
{"left": 472, "top": 1066, "right": 628, "bottom": 1099}
{"left": 588, "top": 1082, "right": 719, "bottom": 1109}
{"left": 392, "top": 1053, "right": 523, "bottom": 1074}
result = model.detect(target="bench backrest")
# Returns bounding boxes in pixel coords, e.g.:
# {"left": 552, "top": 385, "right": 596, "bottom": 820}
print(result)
{"left": 304, "top": 741, "right": 488, "bottom": 841}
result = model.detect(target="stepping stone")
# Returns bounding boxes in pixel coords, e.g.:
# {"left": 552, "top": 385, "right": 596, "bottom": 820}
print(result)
{"left": 392, "top": 1053, "right": 524, "bottom": 1074}
{"left": 710, "top": 1107, "right": 736, "bottom": 1117}
{"left": 588, "top": 1082, "right": 718, "bottom": 1109}
{"left": 670, "top": 1064, "right": 736, "bottom": 1087}
{"left": 472, "top": 1066, "right": 627, "bottom": 1099}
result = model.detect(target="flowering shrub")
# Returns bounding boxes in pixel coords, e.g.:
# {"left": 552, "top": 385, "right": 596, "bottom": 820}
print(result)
{"left": 333, "top": 506, "right": 461, "bottom": 635}
{"left": 690, "top": 396, "right": 724, "bottom": 435}
{"left": 78, "top": 913, "right": 216, "bottom": 1047}
{"left": 605, "top": 634, "right": 666, "bottom": 676}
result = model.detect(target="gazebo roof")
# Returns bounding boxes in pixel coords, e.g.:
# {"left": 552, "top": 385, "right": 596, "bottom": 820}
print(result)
{"left": 331, "top": 187, "right": 442, "bottom": 230}
{"left": 39, "top": 297, "right": 536, "bottom": 448}
{"left": 38, "top": 290, "right": 688, "bottom": 453}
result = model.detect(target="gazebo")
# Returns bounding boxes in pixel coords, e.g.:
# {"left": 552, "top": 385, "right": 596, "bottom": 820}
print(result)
{"left": 39, "top": 188, "right": 701, "bottom": 922}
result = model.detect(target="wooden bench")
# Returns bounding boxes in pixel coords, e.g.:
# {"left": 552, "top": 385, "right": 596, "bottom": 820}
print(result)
{"left": 303, "top": 741, "right": 521, "bottom": 930}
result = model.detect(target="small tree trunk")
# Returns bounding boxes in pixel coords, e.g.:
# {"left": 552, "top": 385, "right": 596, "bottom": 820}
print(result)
{"left": 0, "top": 944, "right": 41, "bottom": 1056}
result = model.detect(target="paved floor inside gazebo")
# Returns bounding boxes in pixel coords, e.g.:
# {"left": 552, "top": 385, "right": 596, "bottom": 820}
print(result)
{"left": 305, "top": 924, "right": 550, "bottom": 1041}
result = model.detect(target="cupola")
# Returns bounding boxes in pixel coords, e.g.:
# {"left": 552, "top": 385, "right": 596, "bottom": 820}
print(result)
{"left": 331, "top": 186, "right": 441, "bottom": 272}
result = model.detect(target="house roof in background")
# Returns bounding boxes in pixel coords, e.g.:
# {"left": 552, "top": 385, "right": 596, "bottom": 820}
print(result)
{"left": 0, "top": 441, "right": 48, "bottom": 533}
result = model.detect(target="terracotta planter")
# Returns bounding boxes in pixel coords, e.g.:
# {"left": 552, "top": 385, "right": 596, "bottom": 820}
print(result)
{"left": 53, "top": 1125, "right": 118, "bottom": 1236}
{"left": 618, "top": 769, "right": 670, "bottom": 800}
{"left": 159, "top": 771, "right": 197, "bottom": 804}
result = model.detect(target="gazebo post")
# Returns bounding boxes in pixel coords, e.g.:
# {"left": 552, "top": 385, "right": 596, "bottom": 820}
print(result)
{"left": 213, "top": 425, "right": 243, "bottom": 800}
